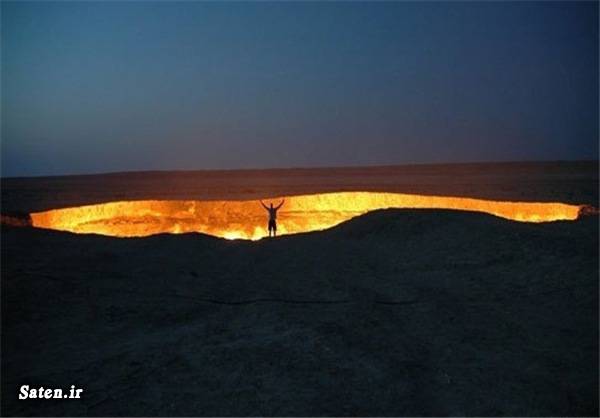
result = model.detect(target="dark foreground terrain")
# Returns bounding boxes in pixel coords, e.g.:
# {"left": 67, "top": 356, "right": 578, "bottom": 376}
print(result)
{"left": 2, "top": 209, "right": 598, "bottom": 416}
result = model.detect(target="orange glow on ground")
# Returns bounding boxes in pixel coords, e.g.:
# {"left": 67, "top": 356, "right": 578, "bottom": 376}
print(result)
{"left": 29, "top": 192, "right": 584, "bottom": 240}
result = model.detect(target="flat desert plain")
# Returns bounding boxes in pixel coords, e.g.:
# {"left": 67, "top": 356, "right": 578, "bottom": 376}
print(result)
{"left": 1, "top": 161, "right": 598, "bottom": 416}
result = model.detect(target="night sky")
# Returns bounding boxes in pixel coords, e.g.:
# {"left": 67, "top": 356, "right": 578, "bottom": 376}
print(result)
{"left": 2, "top": 1, "right": 598, "bottom": 177}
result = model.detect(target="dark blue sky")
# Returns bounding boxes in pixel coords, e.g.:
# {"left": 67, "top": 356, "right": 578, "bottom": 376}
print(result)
{"left": 2, "top": 1, "right": 598, "bottom": 177}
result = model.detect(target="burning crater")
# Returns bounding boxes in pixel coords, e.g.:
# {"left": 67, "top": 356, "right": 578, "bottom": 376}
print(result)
{"left": 27, "top": 192, "right": 586, "bottom": 240}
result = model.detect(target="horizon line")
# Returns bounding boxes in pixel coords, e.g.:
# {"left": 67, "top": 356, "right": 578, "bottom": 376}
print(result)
{"left": 1, "top": 158, "right": 598, "bottom": 181}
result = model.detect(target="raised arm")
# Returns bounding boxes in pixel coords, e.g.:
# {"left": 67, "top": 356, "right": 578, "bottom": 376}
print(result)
{"left": 275, "top": 199, "right": 285, "bottom": 210}
{"left": 260, "top": 200, "right": 269, "bottom": 210}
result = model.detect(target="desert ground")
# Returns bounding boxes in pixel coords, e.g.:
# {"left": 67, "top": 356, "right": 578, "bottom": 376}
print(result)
{"left": 1, "top": 161, "right": 598, "bottom": 416}
{"left": 2, "top": 161, "right": 598, "bottom": 213}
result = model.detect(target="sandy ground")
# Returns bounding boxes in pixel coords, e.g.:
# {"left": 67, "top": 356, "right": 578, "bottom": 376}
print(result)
{"left": 1, "top": 162, "right": 598, "bottom": 416}
{"left": 1, "top": 209, "right": 598, "bottom": 416}
{"left": 2, "top": 161, "right": 598, "bottom": 214}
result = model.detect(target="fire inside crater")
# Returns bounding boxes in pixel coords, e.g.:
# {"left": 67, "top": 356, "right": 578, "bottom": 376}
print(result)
{"left": 28, "top": 192, "right": 586, "bottom": 240}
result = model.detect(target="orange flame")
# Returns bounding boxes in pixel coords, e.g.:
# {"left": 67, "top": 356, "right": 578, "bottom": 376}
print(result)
{"left": 29, "top": 192, "right": 583, "bottom": 240}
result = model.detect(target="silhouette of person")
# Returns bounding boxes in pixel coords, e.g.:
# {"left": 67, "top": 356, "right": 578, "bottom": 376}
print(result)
{"left": 260, "top": 199, "right": 285, "bottom": 237}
